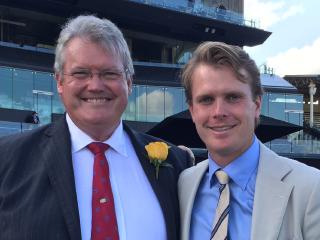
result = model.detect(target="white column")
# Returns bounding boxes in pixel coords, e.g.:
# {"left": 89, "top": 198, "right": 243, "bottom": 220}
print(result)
{"left": 309, "top": 82, "right": 317, "bottom": 127}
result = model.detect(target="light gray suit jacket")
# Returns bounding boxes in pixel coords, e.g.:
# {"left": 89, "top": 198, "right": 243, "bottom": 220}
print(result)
{"left": 178, "top": 143, "right": 320, "bottom": 240}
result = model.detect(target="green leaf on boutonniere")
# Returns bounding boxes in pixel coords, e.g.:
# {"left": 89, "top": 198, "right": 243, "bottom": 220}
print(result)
{"left": 145, "top": 141, "right": 173, "bottom": 179}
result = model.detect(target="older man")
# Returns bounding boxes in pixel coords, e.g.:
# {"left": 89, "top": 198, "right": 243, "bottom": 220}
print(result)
{"left": 178, "top": 42, "right": 320, "bottom": 240}
{"left": 0, "top": 15, "right": 192, "bottom": 240}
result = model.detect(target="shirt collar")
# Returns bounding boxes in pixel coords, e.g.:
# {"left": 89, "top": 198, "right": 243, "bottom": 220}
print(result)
{"left": 208, "top": 136, "right": 260, "bottom": 191}
{"left": 66, "top": 114, "right": 127, "bottom": 157}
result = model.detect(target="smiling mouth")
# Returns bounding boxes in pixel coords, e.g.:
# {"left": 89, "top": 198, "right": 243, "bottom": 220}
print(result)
{"left": 83, "top": 97, "right": 112, "bottom": 103}
{"left": 208, "top": 125, "right": 236, "bottom": 132}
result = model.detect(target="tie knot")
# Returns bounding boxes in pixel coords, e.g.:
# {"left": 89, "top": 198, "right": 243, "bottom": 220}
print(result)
{"left": 87, "top": 142, "right": 109, "bottom": 155}
{"left": 215, "top": 170, "right": 229, "bottom": 185}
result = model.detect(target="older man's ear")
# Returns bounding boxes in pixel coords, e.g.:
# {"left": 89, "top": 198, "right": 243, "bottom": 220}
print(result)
{"left": 178, "top": 145, "right": 195, "bottom": 166}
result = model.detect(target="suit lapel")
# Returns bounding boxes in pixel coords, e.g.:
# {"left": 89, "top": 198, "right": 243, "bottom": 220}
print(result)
{"left": 251, "top": 143, "right": 293, "bottom": 240}
{"left": 178, "top": 160, "right": 209, "bottom": 240}
{"left": 43, "top": 116, "right": 81, "bottom": 240}
{"left": 124, "top": 124, "right": 160, "bottom": 186}
{"left": 124, "top": 124, "right": 178, "bottom": 240}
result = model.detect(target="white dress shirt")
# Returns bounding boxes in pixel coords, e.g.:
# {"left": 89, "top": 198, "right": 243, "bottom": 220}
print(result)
{"left": 66, "top": 115, "right": 166, "bottom": 240}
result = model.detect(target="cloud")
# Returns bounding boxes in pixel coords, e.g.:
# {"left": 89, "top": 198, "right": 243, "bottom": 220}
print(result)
{"left": 126, "top": 88, "right": 175, "bottom": 121}
{"left": 282, "top": 5, "right": 303, "bottom": 19}
{"left": 244, "top": 0, "right": 304, "bottom": 29}
{"left": 266, "top": 37, "right": 320, "bottom": 76}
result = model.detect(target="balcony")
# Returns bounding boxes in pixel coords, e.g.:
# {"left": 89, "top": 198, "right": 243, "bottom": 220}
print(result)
{"left": 128, "top": 0, "right": 258, "bottom": 28}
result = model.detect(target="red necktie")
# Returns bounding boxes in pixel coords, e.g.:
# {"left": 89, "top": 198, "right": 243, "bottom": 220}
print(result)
{"left": 87, "top": 142, "right": 119, "bottom": 240}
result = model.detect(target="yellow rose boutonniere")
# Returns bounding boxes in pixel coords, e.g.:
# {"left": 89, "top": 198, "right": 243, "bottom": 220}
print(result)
{"left": 145, "top": 141, "right": 172, "bottom": 179}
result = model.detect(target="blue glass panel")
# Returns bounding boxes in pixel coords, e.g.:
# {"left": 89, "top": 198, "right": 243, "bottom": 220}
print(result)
{"left": 164, "top": 87, "right": 184, "bottom": 117}
{"left": 52, "top": 77, "right": 65, "bottom": 114}
{"left": 123, "top": 85, "right": 137, "bottom": 120}
{"left": 177, "top": 51, "right": 192, "bottom": 65}
{"left": 0, "top": 66, "right": 13, "bottom": 108}
{"left": 136, "top": 85, "right": 147, "bottom": 121}
{"left": 146, "top": 86, "right": 164, "bottom": 122}
{"left": 285, "top": 94, "right": 303, "bottom": 126}
{"left": 35, "top": 94, "right": 52, "bottom": 124}
{"left": 0, "top": 120, "right": 21, "bottom": 137}
{"left": 22, "top": 122, "right": 39, "bottom": 132}
{"left": 261, "top": 93, "right": 269, "bottom": 116}
{"left": 33, "top": 71, "right": 55, "bottom": 123}
{"left": 12, "top": 68, "right": 34, "bottom": 110}
{"left": 269, "top": 93, "right": 285, "bottom": 121}
{"left": 34, "top": 71, "right": 53, "bottom": 92}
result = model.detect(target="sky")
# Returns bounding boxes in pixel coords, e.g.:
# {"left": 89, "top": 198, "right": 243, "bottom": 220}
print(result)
{"left": 243, "top": 0, "right": 320, "bottom": 77}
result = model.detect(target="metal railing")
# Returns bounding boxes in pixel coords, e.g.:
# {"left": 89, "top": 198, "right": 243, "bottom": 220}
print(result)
{"left": 0, "top": 121, "right": 39, "bottom": 137}
{"left": 304, "top": 112, "right": 320, "bottom": 129}
{"left": 129, "top": 0, "right": 260, "bottom": 28}
{"left": 0, "top": 41, "right": 54, "bottom": 54}
{"left": 265, "top": 130, "right": 320, "bottom": 155}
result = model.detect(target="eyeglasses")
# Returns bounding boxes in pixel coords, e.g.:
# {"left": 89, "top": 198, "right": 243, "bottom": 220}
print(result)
{"left": 63, "top": 68, "right": 128, "bottom": 81}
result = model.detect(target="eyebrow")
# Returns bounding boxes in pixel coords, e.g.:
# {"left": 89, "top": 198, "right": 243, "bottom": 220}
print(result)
{"left": 224, "top": 90, "right": 246, "bottom": 96}
{"left": 194, "top": 93, "right": 212, "bottom": 102}
{"left": 194, "top": 90, "right": 247, "bottom": 100}
{"left": 70, "top": 64, "right": 122, "bottom": 69}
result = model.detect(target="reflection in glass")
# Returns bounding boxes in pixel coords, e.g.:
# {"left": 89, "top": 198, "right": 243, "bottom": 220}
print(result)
{"left": 34, "top": 71, "right": 54, "bottom": 124}
{"left": 2, "top": 65, "right": 305, "bottom": 132}
{"left": 136, "top": 85, "right": 147, "bottom": 121}
{"left": 146, "top": 86, "right": 164, "bottom": 122}
{"left": 0, "top": 121, "right": 21, "bottom": 137}
{"left": 269, "top": 93, "right": 285, "bottom": 121}
{"left": 123, "top": 85, "right": 137, "bottom": 120}
{"left": 52, "top": 78, "right": 64, "bottom": 114}
{"left": 13, "top": 68, "right": 34, "bottom": 110}
{"left": 0, "top": 66, "right": 13, "bottom": 108}
{"left": 261, "top": 93, "right": 269, "bottom": 116}
{"left": 165, "top": 87, "right": 184, "bottom": 117}
{"left": 34, "top": 71, "right": 53, "bottom": 92}
{"left": 285, "top": 94, "right": 303, "bottom": 126}
{"left": 35, "top": 94, "right": 52, "bottom": 124}
{"left": 177, "top": 51, "right": 192, "bottom": 65}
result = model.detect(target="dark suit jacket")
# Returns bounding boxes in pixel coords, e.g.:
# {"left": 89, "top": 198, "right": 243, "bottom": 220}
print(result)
{"left": 0, "top": 116, "right": 192, "bottom": 240}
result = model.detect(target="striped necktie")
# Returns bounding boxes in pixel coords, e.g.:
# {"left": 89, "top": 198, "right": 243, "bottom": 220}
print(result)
{"left": 211, "top": 170, "right": 230, "bottom": 240}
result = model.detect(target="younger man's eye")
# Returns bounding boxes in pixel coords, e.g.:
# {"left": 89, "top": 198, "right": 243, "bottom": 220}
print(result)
{"left": 227, "top": 94, "right": 241, "bottom": 102}
{"left": 199, "top": 96, "right": 213, "bottom": 104}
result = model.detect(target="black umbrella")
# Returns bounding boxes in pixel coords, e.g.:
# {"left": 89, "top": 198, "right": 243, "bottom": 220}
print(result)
{"left": 147, "top": 110, "right": 303, "bottom": 148}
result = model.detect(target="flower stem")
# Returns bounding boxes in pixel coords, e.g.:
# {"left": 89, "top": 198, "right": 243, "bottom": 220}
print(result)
{"left": 156, "top": 165, "right": 160, "bottom": 179}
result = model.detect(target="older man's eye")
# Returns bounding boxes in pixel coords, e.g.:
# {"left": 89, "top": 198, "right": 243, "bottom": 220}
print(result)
{"left": 71, "top": 71, "right": 90, "bottom": 79}
{"left": 101, "top": 71, "right": 122, "bottom": 80}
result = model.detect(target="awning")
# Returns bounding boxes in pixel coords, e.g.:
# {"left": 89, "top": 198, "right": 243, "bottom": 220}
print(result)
{"left": 147, "top": 110, "right": 303, "bottom": 148}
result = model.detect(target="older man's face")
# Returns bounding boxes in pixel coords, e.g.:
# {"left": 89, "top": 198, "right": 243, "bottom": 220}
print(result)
{"left": 189, "top": 64, "right": 261, "bottom": 166}
{"left": 56, "top": 37, "right": 131, "bottom": 140}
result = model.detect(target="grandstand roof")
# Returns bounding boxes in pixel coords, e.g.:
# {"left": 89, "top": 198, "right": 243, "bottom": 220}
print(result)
{"left": 261, "top": 73, "right": 297, "bottom": 90}
{"left": 0, "top": 0, "right": 271, "bottom": 46}
{"left": 284, "top": 75, "right": 320, "bottom": 98}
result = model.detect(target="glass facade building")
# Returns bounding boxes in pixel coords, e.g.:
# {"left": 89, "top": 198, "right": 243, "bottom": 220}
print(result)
{"left": 2, "top": 1, "right": 319, "bottom": 161}
{"left": 0, "top": 65, "right": 303, "bottom": 126}
{"left": 0, "top": 66, "right": 63, "bottom": 124}
{"left": 2, "top": 64, "right": 314, "bottom": 154}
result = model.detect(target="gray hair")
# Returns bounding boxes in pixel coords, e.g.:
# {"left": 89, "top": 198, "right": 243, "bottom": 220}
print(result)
{"left": 54, "top": 15, "right": 134, "bottom": 78}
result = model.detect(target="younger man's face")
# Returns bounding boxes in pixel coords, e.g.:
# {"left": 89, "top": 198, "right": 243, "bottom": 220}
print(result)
{"left": 189, "top": 64, "right": 261, "bottom": 166}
